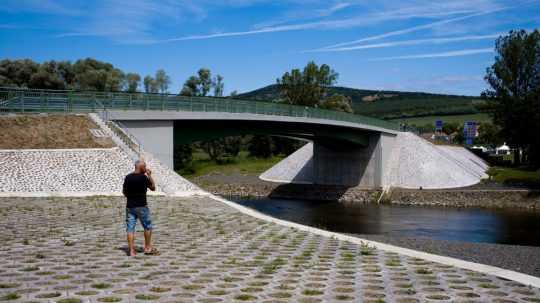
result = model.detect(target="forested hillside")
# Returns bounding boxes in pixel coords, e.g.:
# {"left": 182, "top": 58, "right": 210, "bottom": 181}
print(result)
{"left": 237, "top": 84, "right": 482, "bottom": 119}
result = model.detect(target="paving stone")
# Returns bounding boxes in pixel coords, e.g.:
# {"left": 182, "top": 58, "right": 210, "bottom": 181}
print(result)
{"left": 0, "top": 196, "right": 538, "bottom": 303}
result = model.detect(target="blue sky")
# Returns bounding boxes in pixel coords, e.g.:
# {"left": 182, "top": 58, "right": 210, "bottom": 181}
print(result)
{"left": 1, "top": 0, "right": 539, "bottom": 96}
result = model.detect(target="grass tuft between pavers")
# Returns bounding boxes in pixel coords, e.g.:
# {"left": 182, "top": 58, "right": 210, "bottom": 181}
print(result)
{"left": 97, "top": 297, "right": 122, "bottom": 302}
{"left": 0, "top": 293, "right": 20, "bottom": 301}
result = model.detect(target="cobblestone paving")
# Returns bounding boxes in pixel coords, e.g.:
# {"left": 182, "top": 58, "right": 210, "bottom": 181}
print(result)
{"left": 1, "top": 196, "right": 539, "bottom": 303}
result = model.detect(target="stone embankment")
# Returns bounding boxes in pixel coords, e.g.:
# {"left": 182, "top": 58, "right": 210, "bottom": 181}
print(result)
{"left": 0, "top": 148, "right": 132, "bottom": 194}
{"left": 0, "top": 113, "right": 203, "bottom": 196}
{"left": 200, "top": 175, "right": 540, "bottom": 210}
{"left": 388, "top": 188, "right": 540, "bottom": 210}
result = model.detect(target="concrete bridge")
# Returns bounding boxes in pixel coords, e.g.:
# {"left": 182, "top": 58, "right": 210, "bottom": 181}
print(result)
{"left": 0, "top": 88, "right": 401, "bottom": 188}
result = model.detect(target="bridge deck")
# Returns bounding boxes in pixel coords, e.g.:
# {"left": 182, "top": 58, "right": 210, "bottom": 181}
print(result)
{"left": 0, "top": 88, "right": 399, "bottom": 133}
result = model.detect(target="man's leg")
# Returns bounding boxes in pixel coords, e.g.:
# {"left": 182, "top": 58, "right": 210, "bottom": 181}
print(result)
{"left": 143, "top": 229, "right": 152, "bottom": 252}
{"left": 126, "top": 208, "right": 137, "bottom": 256}
{"left": 140, "top": 207, "right": 154, "bottom": 253}
{"left": 127, "top": 232, "right": 136, "bottom": 256}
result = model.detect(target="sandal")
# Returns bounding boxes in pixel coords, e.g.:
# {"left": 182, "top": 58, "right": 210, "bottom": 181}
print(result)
{"left": 144, "top": 248, "right": 160, "bottom": 256}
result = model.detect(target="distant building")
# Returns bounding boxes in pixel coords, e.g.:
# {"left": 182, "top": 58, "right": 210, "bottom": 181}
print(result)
{"left": 496, "top": 143, "right": 511, "bottom": 155}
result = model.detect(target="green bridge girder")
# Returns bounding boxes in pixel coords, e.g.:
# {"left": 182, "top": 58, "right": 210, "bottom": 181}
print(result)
{"left": 173, "top": 120, "right": 371, "bottom": 147}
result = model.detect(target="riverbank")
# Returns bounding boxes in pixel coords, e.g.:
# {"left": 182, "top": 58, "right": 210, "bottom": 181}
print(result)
{"left": 193, "top": 172, "right": 540, "bottom": 210}
{"left": 349, "top": 233, "right": 540, "bottom": 278}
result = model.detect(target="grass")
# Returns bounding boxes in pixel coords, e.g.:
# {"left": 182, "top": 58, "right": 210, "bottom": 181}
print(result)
{"left": 0, "top": 114, "right": 115, "bottom": 149}
{"left": 390, "top": 113, "right": 491, "bottom": 126}
{"left": 487, "top": 166, "right": 540, "bottom": 187}
{"left": 179, "top": 151, "right": 283, "bottom": 178}
{"left": 0, "top": 293, "right": 20, "bottom": 301}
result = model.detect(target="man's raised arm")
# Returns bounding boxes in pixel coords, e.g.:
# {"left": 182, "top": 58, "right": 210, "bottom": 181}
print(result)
{"left": 146, "top": 169, "right": 156, "bottom": 191}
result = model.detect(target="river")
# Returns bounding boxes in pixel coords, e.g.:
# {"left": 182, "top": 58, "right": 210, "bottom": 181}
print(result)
{"left": 232, "top": 197, "right": 540, "bottom": 247}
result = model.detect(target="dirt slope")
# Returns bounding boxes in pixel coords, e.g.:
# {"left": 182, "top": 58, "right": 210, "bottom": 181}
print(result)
{"left": 0, "top": 114, "right": 115, "bottom": 149}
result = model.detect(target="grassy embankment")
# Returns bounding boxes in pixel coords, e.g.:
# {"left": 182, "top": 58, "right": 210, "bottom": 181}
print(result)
{"left": 487, "top": 167, "right": 540, "bottom": 188}
{"left": 0, "top": 114, "right": 115, "bottom": 149}
{"left": 179, "top": 150, "right": 283, "bottom": 178}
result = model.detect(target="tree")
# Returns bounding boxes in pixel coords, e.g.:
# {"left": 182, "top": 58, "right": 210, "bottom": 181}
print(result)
{"left": 277, "top": 61, "right": 338, "bottom": 107}
{"left": 180, "top": 76, "right": 199, "bottom": 96}
{"left": 0, "top": 58, "right": 129, "bottom": 91}
{"left": 126, "top": 73, "right": 141, "bottom": 92}
{"left": 201, "top": 140, "right": 226, "bottom": 162}
{"left": 0, "top": 59, "right": 39, "bottom": 87}
{"left": 154, "top": 69, "right": 170, "bottom": 93}
{"left": 476, "top": 123, "right": 502, "bottom": 147}
{"left": 272, "top": 137, "right": 304, "bottom": 156}
{"left": 143, "top": 75, "right": 158, "bottom": 93}
{"left": 71, "top": 58, "right": 125, "bottom": 91}
{"left": 198, "top": 68, "right": 212, "bottom": 97}
{"left": 28, "top": 61, "right": 66, "bottom": 89}
{"left": 213, "top": 74, "right": 224, "bottom": 97}
{"left": 484, "top": 29, "right": 540, "bottom": 166}
{"left": 248, "top": 135, "right": 274, "bottom": 158}
{"left": 174, "top": 144, "right": 193, "bottom": 171}
{"left": 442, "top": 122, "right": 460, "bottom": 135}
{"left": 105, "top": 68, "right": 126, "bottom": 91}
{"left": 319, "top": 94, "right": 353, "bottom": 113}
{"left": 180, "top": 68, "right": 225, "bottom": 97}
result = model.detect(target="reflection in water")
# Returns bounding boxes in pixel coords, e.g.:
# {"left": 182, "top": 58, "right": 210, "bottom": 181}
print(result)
{"left": 232, "top": 197, "right": 540, "bottom": 247}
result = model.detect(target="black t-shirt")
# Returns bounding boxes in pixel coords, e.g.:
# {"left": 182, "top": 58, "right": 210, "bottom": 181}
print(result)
{"left": 123, "top": 173, "right": 151, "bottom": 208}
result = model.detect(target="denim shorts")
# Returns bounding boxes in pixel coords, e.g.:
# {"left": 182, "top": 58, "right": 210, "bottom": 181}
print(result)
{"left": 126, "top": 207, "right": 152, "bottom": 233}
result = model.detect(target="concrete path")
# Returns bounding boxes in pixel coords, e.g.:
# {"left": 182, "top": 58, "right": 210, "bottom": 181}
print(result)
{"left": 1, "top": 196, "right": 539, "bottom": 303}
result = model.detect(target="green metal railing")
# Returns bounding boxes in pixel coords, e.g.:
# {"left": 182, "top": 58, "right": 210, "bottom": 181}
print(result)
{"left": 0, "top": 88, "right": 400, "bottom": 131}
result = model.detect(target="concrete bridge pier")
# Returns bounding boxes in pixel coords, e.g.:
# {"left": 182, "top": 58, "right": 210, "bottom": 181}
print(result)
{"left": 312, "top": 132, "right": 395, "bottom": 187}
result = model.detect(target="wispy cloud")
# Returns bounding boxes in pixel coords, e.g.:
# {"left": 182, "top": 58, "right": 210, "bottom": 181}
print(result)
{"left": 308, "top": 33, "right": 500, "bottom": 52}
{"left": 368, "top": 48, "right": 493, "bottom": 61}
{"left": 0, "top": 0, "right": 81, "bottom": 16}
{"left": 155, "top": 6, "right": 485, "bottom": 44}
{"left": 320, "top": 8, "right": 506, "bottom": 50}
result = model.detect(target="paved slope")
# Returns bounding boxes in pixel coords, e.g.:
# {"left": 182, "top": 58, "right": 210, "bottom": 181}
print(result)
{"left": 0, "top": 196, "right": 537, "bottom": 302}
{"left": 261, "top": 132, "right": 489, "bottom": 189}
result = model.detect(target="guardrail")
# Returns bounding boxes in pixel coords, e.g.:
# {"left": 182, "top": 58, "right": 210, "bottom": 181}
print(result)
{"left": 0, "top": 87, "right": 400, "bottom": 131}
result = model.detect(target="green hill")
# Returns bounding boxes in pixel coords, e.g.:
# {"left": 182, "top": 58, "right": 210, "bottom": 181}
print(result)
{"left": 237, "top": 84, "right": 484, "bottom": 120}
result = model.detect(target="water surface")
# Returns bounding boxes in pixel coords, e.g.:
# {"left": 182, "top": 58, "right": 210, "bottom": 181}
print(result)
{"left": 232, "top": 197, "right": 540, "bottom": 246}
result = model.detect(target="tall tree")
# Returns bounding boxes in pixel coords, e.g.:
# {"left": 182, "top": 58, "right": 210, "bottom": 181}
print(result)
{"left": 154, "top": 69, "right": 171, "bottom": 93}
{"left": 180, "top": 68, "right": 225, "bottom": 97}
{"left": 277, "top": 61, "right": 338, "bottom": 107}
{"left": 71, "top": 58, "right": 125, "bottom": 91}
{"left": 143, "top": 75, "right": 158, "bottom": 93}
{"left": 126, "top": 73, "right": 141, "bottom": 93}
{"left": 213, "top": 74, "right": 224, "bottom": 97}
{"left": 484, "top": 29, "right": 540, "bottom": 166}
{"left": 198, "top": 68, "right": 212, "bottom": 96}
{"left": 180, "top": 76, "right": 200, "bottom": 96}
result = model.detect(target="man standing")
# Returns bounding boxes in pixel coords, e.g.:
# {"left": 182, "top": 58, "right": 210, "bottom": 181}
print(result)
{"left": 122, "top": 160, "right": 158, "bottom": 256}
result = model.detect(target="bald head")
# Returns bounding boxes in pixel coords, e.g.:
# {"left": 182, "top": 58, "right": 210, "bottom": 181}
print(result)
{"left": 134, "top": 160, "right": 146, "bottom": 173}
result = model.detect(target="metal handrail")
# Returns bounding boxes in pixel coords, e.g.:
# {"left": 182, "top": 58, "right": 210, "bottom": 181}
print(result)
{"left": 0, "top": 87, "right": 400, "bottom": 131}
